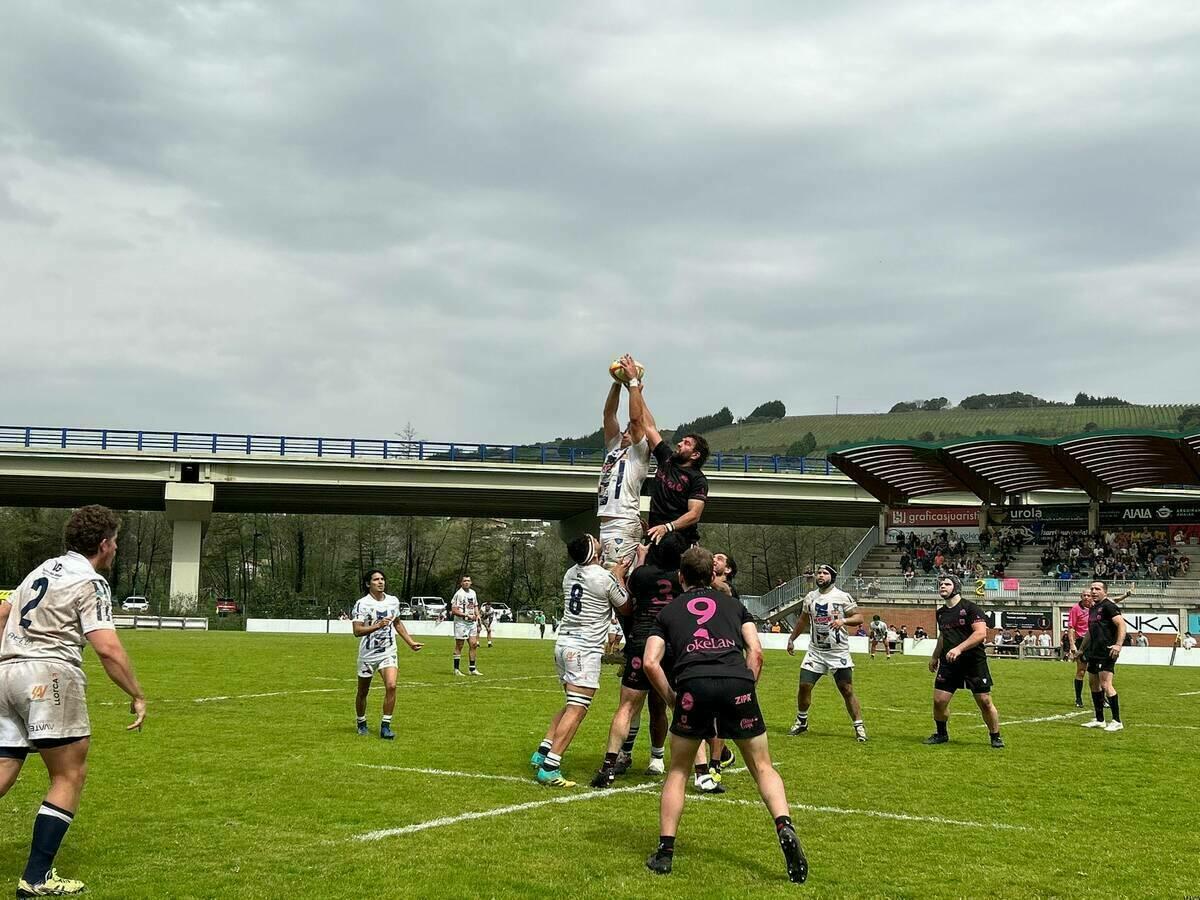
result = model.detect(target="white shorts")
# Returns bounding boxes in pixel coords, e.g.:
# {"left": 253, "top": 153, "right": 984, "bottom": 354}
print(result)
{"left": 358, "top": 655, "right": 398, "bottom": 678}
{"left": 801, "top": 650, "right": 854, "bottom": 676}
{"left": 554, "top": 643, "right": 603, "bottom": 690}
{"left": 454, "top": 620, "right": 479, "bottom": 640}
{"left": 600, "top": 518, "right": 643, "bottom": 567}
{"left": 0, "top": 660, "right": 91, "bottom": 749}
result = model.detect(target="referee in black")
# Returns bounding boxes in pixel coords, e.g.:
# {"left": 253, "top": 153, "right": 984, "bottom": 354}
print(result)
{"left": 924, "top": 575, "right": 1004, "bottom": 748}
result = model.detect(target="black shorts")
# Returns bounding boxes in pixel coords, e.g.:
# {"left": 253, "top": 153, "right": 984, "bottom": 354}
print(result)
{"left": 670, "top": 677, "right": 765, "bottom": 741}
{"left": 621, "top": 642, "right": 674, "bottom": 692}
{"left": 1086, "top": 656, "right": 1116, "bottom": 675}
{"left": 934, "top": 658, "right": 994, "bottom": 694}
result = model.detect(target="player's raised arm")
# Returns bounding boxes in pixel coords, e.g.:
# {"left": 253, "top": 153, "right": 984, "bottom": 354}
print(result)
{"left": 622, "top": 355, "right": 661, "bottom": 451}
{"left": 607, "top": 560, "right": 632, "bottom": 616}
{"left": 603, "top": 381, "right": 622, "bottom": 445}
{"left": 86, "top": 629, "right": 147, "bottom": 731}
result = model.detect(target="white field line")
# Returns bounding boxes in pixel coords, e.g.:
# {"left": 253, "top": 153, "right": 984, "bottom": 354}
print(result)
{"left": 862, "top": 705, "right": 977, "bottom": 719}
{"left": 353, "top": 782, "right": 657, "bottom": 841}
{"left": 693, "top": 794, "right": 1030, "bottom": 832}
{"left": 96, "top": 688, "right": 343, "bottom": 706}
{"left": 1177, "top": 690, "right": 1200, "bottom": 697}
{"left": 355, "top": 764, "right": 531, "bottom": 783}
{"left": 979, "top": 711, "right": 1090, "bottom": 728}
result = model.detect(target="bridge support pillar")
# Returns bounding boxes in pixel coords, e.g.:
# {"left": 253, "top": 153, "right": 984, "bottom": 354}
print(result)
{"left": 1088, "top": 501, "right": 1100, "bottom": 533}
{"left": 878, "top": 506, "right": 888, "bottom": 545}
{"left": 165, "top": 483, "right": 213, "bottom": 612}
{"left": 558, "top": 508, "right": 600, "bottom": 543}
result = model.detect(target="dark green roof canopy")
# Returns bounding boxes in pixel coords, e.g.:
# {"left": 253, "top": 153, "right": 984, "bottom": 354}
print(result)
{"left": 827, "top": 429, "right": 1200, "bottom": 506}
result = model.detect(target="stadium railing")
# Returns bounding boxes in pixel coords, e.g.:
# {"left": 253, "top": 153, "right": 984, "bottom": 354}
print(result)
{"left": 0, "top": 426, "right": 837, "bottom": 475}
{"left": 850, "top": 575, "right": 1195, "bottom": 600}
{"left": 756, "top": 526, "right": 880, "bottom": 623}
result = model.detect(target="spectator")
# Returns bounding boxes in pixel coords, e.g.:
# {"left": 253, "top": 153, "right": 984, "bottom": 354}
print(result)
{"left": 1182, "top": 632, "right": 1196, "bottom": 650}
{"left": 914, "top": 626, "right": 928, "bottom": 640}
{"left": 1133, "top": 632, "right": 1149, "bottom": 648}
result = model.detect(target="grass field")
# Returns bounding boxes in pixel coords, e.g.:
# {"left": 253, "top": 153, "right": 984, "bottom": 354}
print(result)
{"left": 5, "top": 633, "right": 1197, "bottom": 899}
{"left": 701, "top": 404, "right": 1194, "bottom": 454}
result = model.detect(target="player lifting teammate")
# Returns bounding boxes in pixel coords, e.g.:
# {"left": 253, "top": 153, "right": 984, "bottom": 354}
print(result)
{"left": 591, "top": 534, "right": 689, "bottom": 788}
{"left": 451, "top": 576, "right": 482, "bottom": 676}
{"left": 1077, "top": 580, "right": 1127, "bottom": 732}
{"left": 924, "top": 575, "right": 1003, "bottom": 748}
{"left": 642, "top": 547, "right": 807, "bottom": 883}
{"left": 0, "top": 505, "right": 146, "bottom": 897}
{"left": 785, "top": 564, "right": 868, "bottom": 741}
{"left": 530, "top": 536, "right": 630, "bottom": 787}
{"left": 352, "top": 570, "right": 423, "bottom": 738}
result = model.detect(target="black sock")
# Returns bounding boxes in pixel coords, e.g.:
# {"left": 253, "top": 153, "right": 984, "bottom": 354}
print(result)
{"left": 469, "top": 661, "right": 477, "bottom": 672}
{"left": 621, "top": 725, "right": 640, "bottom": 754}
{"left": 694, "top": 763, "right": 709, "bottom": 777}
{"left": 603, "top": 751, "right": 618, "bottom": 768}
{"left": 1108, "top": 693, "right": 1120, "bottom": 722}
{"left": 1074, "top": 679, "right": 1083, "bottom": 703}
{"left": 23, "top": 802, "right": 73, "bottom": 885}
{"left": 1091, "top": 690, "right": 1105, "bottom": 721}
{"left": 774, "top": 815, "right": 793, "bottom": 832}
{"left": 453, "top": 656, "right": 461, "bottom": 671}
{"left": 935, "top": 719, "right": 948, "bottom": 737}
{"left": 990, "top": 731, "right": 1001, "bottom": 741}
{"left": 657, "top": 835, "right": 675, "bottom": 855}
{"left": 537, "top": 739, "right": 552, "bottom": 756}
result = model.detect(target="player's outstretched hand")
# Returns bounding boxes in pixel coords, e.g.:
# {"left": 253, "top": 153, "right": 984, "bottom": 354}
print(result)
{"left": 409, "top": 642, "right": 424, "bottom": 652}
{"left": 619, "top": 354, "right": 640, "bottom": 384}
{"left": 128, "top": 697, "right": 147, "bottom": 732}
{"left": 786, "top": 639, "right": 796, "bottom": 657}
{"left": 1108, "top": 644, "right": 1120, "bottom": 659}
{"left": 646, "top": 524, "right": 669, "bottom": 545}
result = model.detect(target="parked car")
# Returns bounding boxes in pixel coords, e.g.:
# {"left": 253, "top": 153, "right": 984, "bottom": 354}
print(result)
{"left": 489, "top": 603, "right": 514, "bottom": 623}
{"left": 122, "top": 596, "right": 149, "bottom": 612}
{"left": 411, "top": 596, "right": 446, "bottom": 619}
{"left": 215, "top": 598, "right": 241, "bottom": 616}
{"left": 395, "top": 602, "right": 414, "bottom": 620}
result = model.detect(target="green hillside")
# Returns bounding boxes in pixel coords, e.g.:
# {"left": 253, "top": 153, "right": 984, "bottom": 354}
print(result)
{"left": 701, "top": 404, "right": 1195, "bottom": 455}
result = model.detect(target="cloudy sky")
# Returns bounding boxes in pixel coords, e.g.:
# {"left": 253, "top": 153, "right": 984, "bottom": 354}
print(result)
{"left": 3, "top": 1, "right": 1198, "bottom": 444}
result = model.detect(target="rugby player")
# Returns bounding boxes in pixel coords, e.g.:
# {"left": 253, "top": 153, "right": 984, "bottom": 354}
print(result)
{"left": 530, "top": 536, "right": 631, "bottom": 787}
{"left": 924, "top": 575, "right": 1003, "bottom": 748}
{"left": 0, "top": 505, "right": 146, "bottom": 897}
{"left": 352, "top": 570, "right": 423, "bottom": 738}
{"left": 480, "top": 601, "right": 495, "bottom": 648}
{"left": 591, "top": 534, "right": 688, "bottom": 788}
{"left": 1077, "top": 580, "right": 1126, "bottom": 732}
{"left": 868, "top": 615, "right": 891, "bottom": 658}
{"left": 620, "top": 356, "right": 708, "bottom": 549}
{"left": 642, "top": 547, "right": 807, "bottom": 882}
{"left": 785, "top": 564, "right": 867, "bottom": 741}
{"left": 450, "top": 576, "right": 482, "bottom": 676}
{"left": 598, "top": 367, "right": 650, "bottom": 568}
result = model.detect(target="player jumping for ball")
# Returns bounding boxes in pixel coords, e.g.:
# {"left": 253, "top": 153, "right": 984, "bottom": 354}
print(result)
{"left": 598, "top": 368, "right": 650, "bottom": 569}
{"left": 785, "top": 564, "right": 868, "bottom": 741}
{"left": 352, "top": 569, "right": 423, "bottom": 738}
{"left": 530, "top": 536, "right": 631, "bottom": 787}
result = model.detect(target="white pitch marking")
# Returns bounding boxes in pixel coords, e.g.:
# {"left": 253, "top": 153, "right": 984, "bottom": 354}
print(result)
{"left": 355, "top": 764, "right": 531, "bottom": 783}
{"left": 1135, "top": 723, "right": 1200, "bottom": 731}
{"left": 96, "top": 688, "right": 343, "bottom": 706}
{"left": 694, "top": 794, "right": 1030, "bottom": 831}
{"left": 980, "top": 711, "right": 1090, "bottom": 728}
{"left": 1177, "top": 690, "right": 1200, "bottom": 697}
{"left": 353, "top": 783, "right": 657, "bottom": 841}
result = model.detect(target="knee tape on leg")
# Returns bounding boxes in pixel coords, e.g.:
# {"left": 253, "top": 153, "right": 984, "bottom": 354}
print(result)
{"left": 566, "top": 692, "right": 592, "bottom": 709}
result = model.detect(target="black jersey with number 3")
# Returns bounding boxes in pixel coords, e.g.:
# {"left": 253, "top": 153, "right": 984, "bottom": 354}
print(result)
{"left": 627, "top": 565, "right": 681, "bottom": 644}
{"left": 935, "top": 598, "right": 987, "bottom": 665}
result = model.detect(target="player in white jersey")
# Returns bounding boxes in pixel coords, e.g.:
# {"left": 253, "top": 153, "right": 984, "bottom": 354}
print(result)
{"left": 450, "top": 576, "right": 482, "bottom": 676}
{"left": 0, "top": 505, "right": 145, "bottom": 897}
{"left": 598, "top": 376, "right": 651, "bottom": 568}
{"left": 530, "top": 535, "right": 630, "bottom": 787}
{"left": 868, "top": 615, "right": 891, "bottom": 658}
{"left": 352, "top": 569, "right": 423, "bottom": 739}
{"left": 786, "top": 565, "right": 868, "bottom": 741}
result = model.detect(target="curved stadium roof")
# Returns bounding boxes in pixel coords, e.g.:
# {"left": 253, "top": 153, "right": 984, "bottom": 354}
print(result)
{"left": 827, "top": 429, "right": 1200, "bottom": 507}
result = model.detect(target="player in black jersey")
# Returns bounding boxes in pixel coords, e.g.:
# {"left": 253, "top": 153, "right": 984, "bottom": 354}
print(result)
{"left": 924, "top": 576, "right": 1004, "bottom": 749}
{"left": 590, "top": 534, "right": 688, "bottom": 788}
{"left": 1077, "top": 580, "right": 1127, "bottom": 732}
{"left": 641, "top": 547, "right": 806, "bottom": 883}
{"left": 621, "top": 356, "right": 709, "bottom": 549}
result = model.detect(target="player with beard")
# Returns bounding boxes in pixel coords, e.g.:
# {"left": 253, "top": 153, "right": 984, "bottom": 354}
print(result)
{"left": 785, "top": 564, "right": 867, "bottom": 742}
{"left": 642, "top": 547, "right": 806, "bottom": 883}
{"left": 1077, "top": 580, "right": 1127, "bottom": 732}
{"left": 591, "top": 533, "right": 688, "bottom": 788}
{"left": 619, "top": 356, "right": 709, "bottom": 550}
{"left": 924, "top": 575, "right": 1004, "bottom": 749}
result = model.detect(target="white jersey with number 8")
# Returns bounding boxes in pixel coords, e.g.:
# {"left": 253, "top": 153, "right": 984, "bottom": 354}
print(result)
{"left": 1, "top": 552, "right": 115, "bottom": 668}
{"left": 557, "top": 564, "right": 627, "bottom": 651}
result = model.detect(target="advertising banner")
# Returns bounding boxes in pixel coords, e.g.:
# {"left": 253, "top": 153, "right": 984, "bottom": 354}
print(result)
{"left": 990, "top": 505, "right": 1089, "bottom": 526}
{"left": 887, "top": 507, "right": 980, "bottom": 529}
{"left": 1060, "top": 611, "right": 1180, "bottom": 635}
{"left": 1100, "top": 502, "right": 1200, "bottom": 526}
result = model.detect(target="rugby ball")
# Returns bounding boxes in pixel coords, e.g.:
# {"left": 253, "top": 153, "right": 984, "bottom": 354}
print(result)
{"left": 609, "top": 359, "right": 645, "bottom": 384}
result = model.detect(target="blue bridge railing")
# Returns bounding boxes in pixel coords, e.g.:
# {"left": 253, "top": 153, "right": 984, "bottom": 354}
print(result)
{"left": 0, "top": 426, "right": 838, "bottom": 475}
